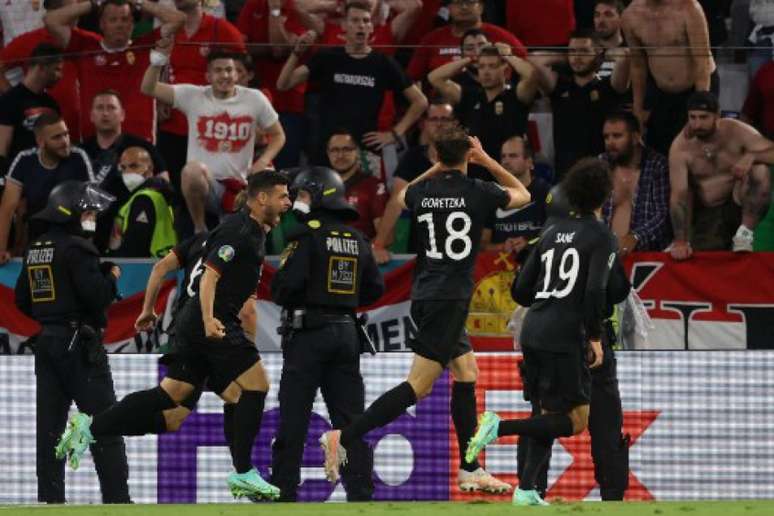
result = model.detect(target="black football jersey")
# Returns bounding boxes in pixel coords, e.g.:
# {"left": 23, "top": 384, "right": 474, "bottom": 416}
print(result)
{"left": 179, "top": 211, "right": 266, "bottom": 337}
{"left": 512, "top": 214, "right": 619, "bottom": 352}
{"left": 405, "top": 171, "right": 510, "bottom": 300}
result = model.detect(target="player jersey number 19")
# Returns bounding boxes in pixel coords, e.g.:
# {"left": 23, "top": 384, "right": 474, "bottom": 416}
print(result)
{"left": 535, "top": 247, "right": 580, "bottom": 299}
{"left": 418, "top": 211, "right": 472, "bottom": 261}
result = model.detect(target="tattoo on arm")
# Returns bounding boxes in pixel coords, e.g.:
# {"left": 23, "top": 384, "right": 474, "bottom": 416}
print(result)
{"left": 671, "top": 199, "right": 690, "bottom": 241}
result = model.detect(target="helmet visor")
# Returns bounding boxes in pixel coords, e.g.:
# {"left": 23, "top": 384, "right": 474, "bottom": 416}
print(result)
{"left": 76, "top": 183, "right": 115, "bottom": 213}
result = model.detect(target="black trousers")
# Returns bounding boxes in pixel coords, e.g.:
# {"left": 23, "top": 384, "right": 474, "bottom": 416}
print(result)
{"left": 270, "top": 322, "right": 373, "bottom": 502}
{"left": 516, "top": 343, "right": 629, "bottom": 500}
{"left": 34, "top": 330, "right": 131, "bottom": 504}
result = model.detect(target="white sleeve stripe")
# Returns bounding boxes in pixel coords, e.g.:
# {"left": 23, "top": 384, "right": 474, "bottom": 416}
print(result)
{"left": 71, "top": 146, "right": 95, "bottom": 182}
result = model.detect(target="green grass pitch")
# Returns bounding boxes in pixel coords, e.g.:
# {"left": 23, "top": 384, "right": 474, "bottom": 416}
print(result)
{"left": 1, "top": 501, "right": 774, "bottom": 516}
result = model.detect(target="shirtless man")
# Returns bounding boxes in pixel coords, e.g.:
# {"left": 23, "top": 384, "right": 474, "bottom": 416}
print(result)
{"left": 622, "top": 0, "right": 716, "bottom": 156}
{"left": 669, "top": 92, "right": 773, "bottom": 258}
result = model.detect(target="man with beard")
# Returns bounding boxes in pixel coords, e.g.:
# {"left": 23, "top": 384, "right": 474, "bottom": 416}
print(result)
{"left": 325, "top": 129, "right": 388, "bottom": 240}
{"left": 0, "top": 113, "right": 93, "bottom": 263}
{"left": 622, "top": 0, "right": 717, "bottom": 156}
{"left": 481, "top": 135, "right": 550, "bottom": 255}
{"left": 277, "top": 1, "right": 427, "bottom": 162}
{"left": 534, "top": 29, "right": 628, "bottom": 179}
{"left": 593, "top": 0, "right": 629, "bottom": 83}
{"left": 601, "top": 111, "right": 671, "bottom": 254}
{"left": 428, "top": 44, "right": 538, "bottom": 164}
{"left": 669, "top": 92, "right": 773, "bottom": 257}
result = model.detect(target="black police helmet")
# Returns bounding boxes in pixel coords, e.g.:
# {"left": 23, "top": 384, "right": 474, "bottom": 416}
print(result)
{"left": 33, "top": 180, "right": 115, "bottom": 224}
{"left": 288, "top": 166, "right": 359, "bottom": 221}
{"left": 545, "top": 184, "right": 575, "bottom": 221}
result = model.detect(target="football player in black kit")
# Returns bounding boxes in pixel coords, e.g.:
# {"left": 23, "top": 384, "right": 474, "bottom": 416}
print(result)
{"left": 465, "top": 158, "right": 618, "bottom": 506}
{"left": 319, "top": 126, "right": 531, "bottom": 483}
{"left": 56, "top": 171, "right": 292, "bottom": 501}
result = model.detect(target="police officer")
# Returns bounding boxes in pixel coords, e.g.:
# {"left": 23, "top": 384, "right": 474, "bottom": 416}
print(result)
{"left": 515, "top": 183, "right": 632, "bottom": 501}
{"left": 270, "top": 166, "right": 385, "bottom": 502}
{"left": 14, "top": 180, "right": 131, "bottom": 504}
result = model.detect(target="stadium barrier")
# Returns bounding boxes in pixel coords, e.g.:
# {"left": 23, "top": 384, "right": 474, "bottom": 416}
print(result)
{"left": 1, "top": 351, "right": 774, "bottom": 503}
{"left": 1, "top": 251, "right": 773, "bottom": 352}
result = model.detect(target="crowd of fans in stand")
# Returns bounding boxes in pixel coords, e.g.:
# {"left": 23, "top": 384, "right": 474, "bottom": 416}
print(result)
{"left": 0, "top": 0, "right": 772, "bottom": 265}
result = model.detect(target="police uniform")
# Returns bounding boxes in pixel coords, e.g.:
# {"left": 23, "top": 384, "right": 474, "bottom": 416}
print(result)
{"left": 14, "top": 181, "right": 130, "bottom": 504}
{"left": 404, "top": 170, "right": 510, "bottom": 365}
{"left": 170, "top": 210, "right": 266, "bottom": 396}
{"left": 515, "top": 185, "right": 630, "bottom": 500}
{"left": 269, "top": 167, "right": 385, "bottom": 502}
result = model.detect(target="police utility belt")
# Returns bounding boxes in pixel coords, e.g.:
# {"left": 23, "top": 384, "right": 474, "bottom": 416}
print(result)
{"left": 278, "top": 308, "right": 376, "bottom": 355}
{"left": 40, "top": 321, "right": 102, "bottom": 357}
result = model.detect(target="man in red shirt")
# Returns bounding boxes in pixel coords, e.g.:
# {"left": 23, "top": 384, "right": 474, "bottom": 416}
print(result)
{"left": 326, "top": 129, "right": 388, "bottom": 239}
{"left": 0, "top": 0, "right": 97, "bottom": 141}
{"left": 505, "top": 0, "right": 575, "bottom": 48}
{"left": 238, "top": 0, "right": 308, "bottom": 169}
{"left": 407, "top": 0, "right": 527, "bottom": 83}
{"left": 44, "top": 0, "right": 185, "bottom": 143}
{"left": 157, "top": 0, "right": 245, "bottom": 197}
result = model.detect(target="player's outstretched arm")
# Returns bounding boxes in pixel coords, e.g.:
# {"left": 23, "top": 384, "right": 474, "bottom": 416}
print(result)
{"left": 396, "top": 162, "right": 444, "bottom": 209}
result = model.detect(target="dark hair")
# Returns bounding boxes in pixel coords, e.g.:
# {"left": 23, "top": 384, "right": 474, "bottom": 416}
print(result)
{"left": 29, "top": 43, "right": 62, "bottom": 67}
{"left": 327, "top": 128, "right": 359, "bottom": 148}
{"left": 98, "top": 0, "right": 131, "bottom": 16}
{"left": 232, "top": 52, "right": 253, "bottom": 69}
{"left": 247, "top": 170, "right": 289, "bottom": 197}
{"left": 345, "top": 1, "right": 372, "bottom": 16}
{"left": 503, "top": 135, "right": 534, "bottom": 160}
{"left": 460, "top": 28, "right": 487, "bottom": 49}
{"left": 43, "top": 0, "right": 66, "bottom": 10}
{"left": 92, "top": 88, "right": 123, "bottom": 106}
{"left": 435, "top": 126, "right": 472, "bottom": 167}
{"left": 561, "top": 157, "right": 612, "bottom": 214}
{"left": 569, "top": 28, "right": 602, "bottom": 46}
{"left": 478, "top": 45, "right": 502, "bottom": 59}
{"left": 33, "top": 112, "right": 64, "bottom": 133}
{"left": 207, "top": 49, "right": 237, "bottom": 65}
{"left": 594, "top": 0, "right": 624, "bottom": 14}
{"left": 604, "top": 110, "right": 640, "bottom": 133}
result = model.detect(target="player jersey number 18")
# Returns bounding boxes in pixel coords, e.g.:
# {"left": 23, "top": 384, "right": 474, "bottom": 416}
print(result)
{"left": 418, "top": 211, "right": 472, "bottom": 261}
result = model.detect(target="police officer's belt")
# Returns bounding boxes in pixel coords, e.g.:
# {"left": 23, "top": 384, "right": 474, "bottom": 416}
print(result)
{"left": 285, "top": 308, "right": 356, "bottom": 330}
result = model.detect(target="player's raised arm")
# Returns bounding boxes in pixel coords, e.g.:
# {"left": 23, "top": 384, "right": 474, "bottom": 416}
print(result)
{"left": 468, "top": 137, "right": 531, "bottom": 208}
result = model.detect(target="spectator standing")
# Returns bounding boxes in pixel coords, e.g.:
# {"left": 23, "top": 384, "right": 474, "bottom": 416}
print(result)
{"left": 622, "top": 0, "right": 717, "bottom": 156}
{"left": 80, "top": 90, "right": 169, "bottom": 251}
{"left": 325, "top": 129, "right": 388, "bottom": 240}
{"left": 44, "top": 0, "right": 185, "bottom": 142}
{"left": 601, "top": 111, "right": 672, "bottom": 254}
{"left": 429, "top": 43, "right": 538, "bottom": 164}
{"left": 142, "top": 45, "right": 285, "bottom": 233}
{"left": 277, "top": 2, "right": 427, "bottom": 162}
{"left": 156, "top": 0, "right": 245, "bottom": 196}
{"left": 109, "top": 146, "right": 176, "bottom": 257}
{"left": 407, "top": 0, "right": 527, "bottom": 83}
{"left": 238, "top": 0, "right": 309, "bottom": 169}
{"left": 0, "top": 44, "right": 62, "bottom": 175}
{"left": 534, "top": 29, "right": 628, "bottom": 180}
{"left": 594, "top": 0, "right": 628, "bottom": 81}
{"left": 743, "top": 59, "right": 774, "bottom": 138}
{"left": 747, "top": 0, "right": 774, "bottom": 78}
{"left": 0, "top": 0, "right": 45, "bottom": 47}
{"left": 0, "top": 0, "right": 91, "bottom": 144}
{"left": 0, "top": 113, "right": 94, "bottom": 263}
{"left": 669, "top": 92, "right": 773, "bottom": 257}
{"left": 481, "top": 136, "right": 550, "bottom": 254}
{"left": 504, "top": 0, "right": 575, "bottom": 48}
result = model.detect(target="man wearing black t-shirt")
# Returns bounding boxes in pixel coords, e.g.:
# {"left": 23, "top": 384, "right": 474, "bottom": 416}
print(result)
{"left": 429, "top": 43, "right": 538, "bottom": 164}
{"left": 320, "top": 126, "right": 531, "bottom": 487}
{"left": 80, "top": 90, "right": 169, "bottom": 252}
{"left": 0, "top": 113, "right": 93, "bottom": 263}
{"left": 534, "top": 29, "right": 628, "bottom": 179}
{"left": 57, "top": 171, "right": 292, "bottom": 501}
{"left": 0, "top": 43, "right": 62, "bottom": 175}
{"left": 276, "top": 1, "right": 427, "bottom": 161}
{"left": 466, "top": 158, "right": 617, "bottom": 506}
{"left": 481, "top": 136, "right": 550, "bottom": 254}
